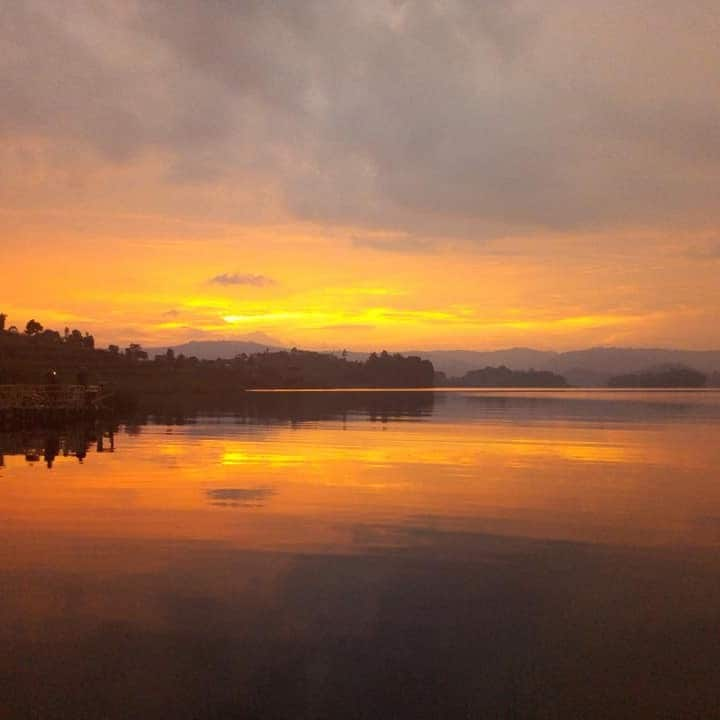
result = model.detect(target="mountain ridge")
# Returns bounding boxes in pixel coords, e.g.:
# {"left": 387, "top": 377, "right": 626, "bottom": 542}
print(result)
{"left": 143, "top": 341, "right": 720, "bottom": 385}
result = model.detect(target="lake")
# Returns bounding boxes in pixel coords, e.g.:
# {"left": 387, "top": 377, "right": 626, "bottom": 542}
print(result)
{"left": 1, "top": 389, "right": 720, "bottom": 718}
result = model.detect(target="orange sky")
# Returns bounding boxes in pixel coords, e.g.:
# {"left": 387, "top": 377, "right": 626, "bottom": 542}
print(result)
{"left": 3, "top": 1, "right": 720, "bottom": 351}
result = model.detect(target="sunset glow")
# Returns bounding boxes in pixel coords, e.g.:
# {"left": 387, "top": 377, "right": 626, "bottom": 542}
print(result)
{"left": 4, "top": 1, "right": 720, "bottom": 351}
{"left": 4, "top": 4, "right": 720, "bottom": 717}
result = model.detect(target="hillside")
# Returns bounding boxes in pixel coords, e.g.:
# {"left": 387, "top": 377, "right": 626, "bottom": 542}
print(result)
{"left": 418, "top": 347, "right": 720, "bottom": 381}
{"left": 0, "top": 323, "right": 435, "bottom": 401}
{"left": 144, "top": 339, "right": 282, "bottom": 360}
{"left": 147, "top": 342, "right": 720, "bottom": 385}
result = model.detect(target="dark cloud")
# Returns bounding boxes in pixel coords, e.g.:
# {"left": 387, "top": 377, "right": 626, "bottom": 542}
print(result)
{"left": 351, "top": 235, "right": 439, "bottom": 253}
{"left": 162, "top": 309, "right": 180, "bottom": 317}
{"left": 3, "top": 1, "right": 720, "bottom": 236}
{"left": 684, "top": 243, "right": 720, "bottom": 260}
{"left": 209, "top": 273, "right": 274, "bottom": 287}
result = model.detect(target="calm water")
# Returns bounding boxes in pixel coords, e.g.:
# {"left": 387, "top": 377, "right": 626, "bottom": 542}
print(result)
{"left": 2, "top": 389, "right": 720, "bottom": 718}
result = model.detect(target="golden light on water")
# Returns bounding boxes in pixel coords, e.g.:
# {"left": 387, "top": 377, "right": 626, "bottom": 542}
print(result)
{"left": 3, "top": 406, "right": 719, "bottom": 553}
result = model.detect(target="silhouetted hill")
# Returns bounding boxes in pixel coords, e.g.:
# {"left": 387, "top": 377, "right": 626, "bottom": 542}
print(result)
{"left": 145, "top": 339, "right": 283, "bottom": 360}
{"left": 607, "top": 364, "right": 707, "bottom": 388}
{"left": 401, "top": 348, "right": 558, "bottom": 377}
{"left": 0, "top": 321, "right": 435, "bottom": 403}
{"left": 141, "top": 343, "right": 720, "bottom": 386}
{"left": 409, "top": 347, "right": 720, "bottom": 384}
{"left": 547, "top": 348, "right": 720, "bottom": 377}
{"left": 447, "top": 366, "right": 568, "bottom": 388}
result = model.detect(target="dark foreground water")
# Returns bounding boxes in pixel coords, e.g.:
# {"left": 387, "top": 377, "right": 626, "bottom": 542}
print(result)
{"left": 1, "top": 389, "right": 720, "bottom": 719}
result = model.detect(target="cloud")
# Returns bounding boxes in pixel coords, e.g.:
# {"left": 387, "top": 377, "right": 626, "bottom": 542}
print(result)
{"left": 684, "top": 243, "right": 720, "bottom": 260}
{"left": 2, "top": 1, "right": 720, "bottom": 238}
{"left": 313, "top": 324, "right": 376, "bottom": 331}
{"left": 209, "top": 273, "right": 274, "bottom": 287}
{"left": 162, "top": 309, "right": 180, "bottom": 317}
{"left": 352, "top": 235, "right": 439, "bottom": 253}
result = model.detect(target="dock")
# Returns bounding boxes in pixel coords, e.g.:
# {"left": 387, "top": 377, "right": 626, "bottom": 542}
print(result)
{"left": 0, "top": 384, "right": 111, "bottom": 426}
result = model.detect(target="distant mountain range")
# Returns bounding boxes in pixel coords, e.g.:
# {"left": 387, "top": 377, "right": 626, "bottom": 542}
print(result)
{"left": 404, "top": 347, "right": 720, "bottom": 385}
{"left": 144, "top": 341, "right": 720, "bottom": 386}
{"left": 145, "top": 339, "right": 283, "bottom": 361}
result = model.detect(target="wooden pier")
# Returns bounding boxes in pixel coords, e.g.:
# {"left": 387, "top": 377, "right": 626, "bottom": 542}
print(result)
{"left": 0, "top": 384, "right": 110, "bottom": 426}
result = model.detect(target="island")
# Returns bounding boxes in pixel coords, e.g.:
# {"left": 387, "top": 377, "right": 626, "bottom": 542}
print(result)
{"left": 440, "top": 365, "right": 569, "bottom": 388}
{"left": 607, "top": 365, "right": 707, "bottom": 388}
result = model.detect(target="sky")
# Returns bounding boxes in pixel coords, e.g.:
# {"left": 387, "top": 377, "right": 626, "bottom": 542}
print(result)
{"left": 2, "top": 0, "right": 720, "bottom": 350}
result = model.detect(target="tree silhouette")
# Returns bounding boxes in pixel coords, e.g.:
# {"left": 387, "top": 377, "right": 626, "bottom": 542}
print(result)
{"left": 25, "top": 319, "right": 44, "bottom": 336}
{"left": 67, "top": 329, "right": 84, "bottom": 345}
{"left": 126, "top": 343, "right": 148, "bottom": 361}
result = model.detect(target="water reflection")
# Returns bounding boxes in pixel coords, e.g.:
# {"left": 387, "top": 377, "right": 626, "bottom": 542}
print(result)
{"left": 1, "top": 390, "right": 720, "bottom": 718}
{"left": 206, "top": 486, "right": 277, "bottom": 507}
{"left": 454, "top": 389, "right": 720, "bottom": 423}
{"left": 136, "top": 388, "right": 437, "bottom": 427}
{"left": 0, "top": 423, "right": 116, "bottom": 467}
